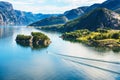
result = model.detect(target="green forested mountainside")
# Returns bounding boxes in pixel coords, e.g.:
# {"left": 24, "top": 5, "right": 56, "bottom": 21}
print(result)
{"left": 62, "top": 8, "right": 120, "bottom": 32}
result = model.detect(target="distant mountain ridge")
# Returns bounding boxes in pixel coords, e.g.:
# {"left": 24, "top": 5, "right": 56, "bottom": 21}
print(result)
{"left": 64, "top": 7, "right": 88, "bottom": 20}
{"left": 29, "top": 16, "right": 68, "bottom": 27}
{"left": 0, "top": 1, "right": 59, "bottom": 25}
{"left": 15, "top": 10, "right": 58, "bottom": 25}
{"left": 63, "top": 0, "right": 120, "bottom": 20}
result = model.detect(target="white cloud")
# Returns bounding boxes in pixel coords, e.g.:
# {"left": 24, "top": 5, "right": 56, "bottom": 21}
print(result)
{"left": 56, "top": 0, "right": 106, "bottom": 6}
{"left": 0, "top": 0, "right": 106, "bottom": 14}
{"left": 14, "top": 5, "right": 74, "bottom": 14}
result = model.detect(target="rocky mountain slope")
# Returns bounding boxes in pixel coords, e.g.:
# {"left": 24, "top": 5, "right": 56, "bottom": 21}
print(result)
{"left": 15, "top": 10, "right": 58, "bottom": 25}
{"left": 62, "top": 8, "right": 120, "bottom": 32}
{"left": 64, "top": 7, "right": 88, "bottom": 20}
{"left": 63, "top": 0, "right": 120, "bottom": 20}
{"left": 0, "top": 1, "right": 17, "bottom": 25}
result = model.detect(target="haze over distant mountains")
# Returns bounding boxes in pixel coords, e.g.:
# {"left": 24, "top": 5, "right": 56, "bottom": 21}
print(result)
{"left": 0, "top": 1, "right": 58, "bottom": 25}
{"left": 29, "top": 16, "right": 68, "bottom": 27}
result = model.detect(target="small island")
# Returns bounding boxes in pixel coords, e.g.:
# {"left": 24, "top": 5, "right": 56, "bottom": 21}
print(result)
{"left": 62, "top": 29, "right": 120, "bottom": 51}
{"left": 16, "top": 32, "right": 51, "bottom": 49}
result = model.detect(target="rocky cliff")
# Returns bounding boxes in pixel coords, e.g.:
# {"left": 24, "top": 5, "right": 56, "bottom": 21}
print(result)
{"left": 0, "top": 1, "right": 59, "bottom": 26}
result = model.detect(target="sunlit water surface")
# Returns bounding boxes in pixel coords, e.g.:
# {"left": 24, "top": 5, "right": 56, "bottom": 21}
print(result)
{"left": 0, "top": 26, "right": 120, "bottom": 80}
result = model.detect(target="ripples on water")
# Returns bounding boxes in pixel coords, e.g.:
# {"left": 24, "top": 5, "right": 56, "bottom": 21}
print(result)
{"left": 0, "top": 26, "right": 120, "bottom": 80}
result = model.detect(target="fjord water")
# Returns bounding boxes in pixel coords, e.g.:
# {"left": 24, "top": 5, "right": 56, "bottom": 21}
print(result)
{"left": 0, "top": 26, "right": 120, "bottom": 80}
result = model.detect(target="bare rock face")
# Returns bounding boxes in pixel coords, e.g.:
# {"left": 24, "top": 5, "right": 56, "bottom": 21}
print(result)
{"left": 64, "top": 7, "right": 88, "bottom": 20}
{"left": 0, "top": 1, "right": 17, "bottom": 25}
{"left": 14, "top": 10, "right": 36, "bottom": 25}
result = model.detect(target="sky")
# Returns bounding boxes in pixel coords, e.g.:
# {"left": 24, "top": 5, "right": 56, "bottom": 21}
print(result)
{"left": 0, "top": 0, "right": 106, "bottom": 14}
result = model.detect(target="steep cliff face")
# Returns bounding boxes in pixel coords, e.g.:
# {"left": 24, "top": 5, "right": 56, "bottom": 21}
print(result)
{"left": 0, "top": 1, "right": 17, "bottom": 25}
{"left": 64, "top": 7, "right": 88, "bottom": 20}
{"left": 0, "top": 1, "right": 35, "bottom": 25}
{"left": 15, "top": 10, "right": 37, "bottom": 25}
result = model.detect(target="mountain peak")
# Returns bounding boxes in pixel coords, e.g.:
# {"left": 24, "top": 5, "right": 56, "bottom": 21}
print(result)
{"left": 0, "top": 1, "right": 13, "bottom": 10}
{"left": 64, "top": 6, "right": 88, "bottom": 20}
{"left": 100, "top": 0, "right": 120, "bottom": 10}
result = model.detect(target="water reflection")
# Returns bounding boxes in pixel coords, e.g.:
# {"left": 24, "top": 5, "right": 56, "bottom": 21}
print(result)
{"left": 0, "top": 27, "right": 14, "bottom": 38}
{"left": 90, "top": 46, "right": 120, "bottom": 53}
{"left": 16, "top": 41, "right": 48, "bottom": 50}
{"left": 62, "top": 39, "right": 120, "bottom": 53}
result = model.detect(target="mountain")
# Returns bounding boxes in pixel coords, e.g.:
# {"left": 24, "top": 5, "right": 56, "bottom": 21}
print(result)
{"left": 0, "top": 1, "right": 59, "bottom": 25}
{"left": 85, "top": 0, "right": 120, "bottom": 13}
{"left": 64, "top": 7, "right": 88, "bottom": 20}
{"left": 63, "top": 4, "right": 101, "bottom": 20}
{"left": 37, "top": 0, "right": 120, "bottom": 31}
{"left": 15, "top": 10, "right": 58, "bottom": 25}
{"left": 1, "top": 0, "right": 120, "bottom": 26}
{"left": 63, "top": 0, "right": 120, "bottom": 20}
{"left": 29, "top": 15, "right": 68, "bottom": 27}
{"left": 34, "top": 13, "right": 59, "bottom": 20}
{"left": 14, "top": 10, "right": 34, "bottom": 25}
{"left": 0, "top": 1, "right": 17, "bottom": 25}
{"left": 62, "top": 8, "right": 120, "bottom": 32}
{"left": 100, "top": 0, "right": 120, "bottom": 10}
{"left": 85, "top": 4, "right": 100, "bottom": 13}
{"left": 29, "top": 6, "right": 88, "bottom": 27}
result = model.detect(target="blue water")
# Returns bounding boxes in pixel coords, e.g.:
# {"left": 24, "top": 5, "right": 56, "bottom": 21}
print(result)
{"left": 0, "top": 26, "right": 120, "bottom": 80}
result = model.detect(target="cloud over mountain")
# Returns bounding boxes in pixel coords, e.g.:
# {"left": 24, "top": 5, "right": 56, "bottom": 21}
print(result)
{"left": 0, "top": 0, "right": 106, "bottom": 13}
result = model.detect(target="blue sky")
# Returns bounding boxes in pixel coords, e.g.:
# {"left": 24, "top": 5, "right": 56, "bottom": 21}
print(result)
{"left": 0, "top": 0, "right": 106, "bottom": 14}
